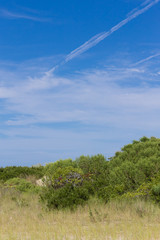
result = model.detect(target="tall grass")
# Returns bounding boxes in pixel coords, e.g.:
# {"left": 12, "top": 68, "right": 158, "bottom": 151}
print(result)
{"left": 1, "top": 187, "right": 160, "bottom": 240}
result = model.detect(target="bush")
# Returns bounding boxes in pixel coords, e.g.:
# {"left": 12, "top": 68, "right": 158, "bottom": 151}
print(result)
{"left": 40, "top": 184, "right": 89, "bottom": 210}
{"left": 4, "top": 177, "right": 40, "bottom": 193}
{"left": 98, "top": 184, "right": 125, "bottom": 202}
{"left": 76, "top": 154, "right": 109, "bottom": 193}
{"left": 49, "top": 166, "right": 84, "bottom": 189}
{"left": 152, "top": 183, "right": 160, "bottom": 202}
{"left": 120, "top": 182, "right": 152, "bottom": 201}
{"left": 41, "top": 159, "right": 91, "bottom": 209}
{"left": 44, "top": 159, "right": 77, "bottom": 178}
{"left": 108, "top": 137, "right": 160, "bottom": 191}
{"left": 0, "top": 166, "right": 44, "bottom": 182}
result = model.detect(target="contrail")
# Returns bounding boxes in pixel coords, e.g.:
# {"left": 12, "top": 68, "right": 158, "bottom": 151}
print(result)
{"left": 133, "top": 52, "right": 160, "bottom": 65}
{"left": 48, "top": 0, "right": 160, "bottom": 74}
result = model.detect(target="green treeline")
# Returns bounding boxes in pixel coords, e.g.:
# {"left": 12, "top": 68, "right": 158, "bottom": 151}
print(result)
{"left": 0, "top": 166, "right": 44, "bottom": 181}
{"left": 1, "top": 136, "right": 160, "bottom": 209}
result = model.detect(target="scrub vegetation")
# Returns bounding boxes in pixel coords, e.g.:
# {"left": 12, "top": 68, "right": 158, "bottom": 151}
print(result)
{"left": 1, "top": 136, "right": 160, "bottom": 239}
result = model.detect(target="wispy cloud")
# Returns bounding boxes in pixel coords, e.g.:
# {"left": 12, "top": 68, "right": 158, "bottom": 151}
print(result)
{"left": 0, "top": 53, "right": 159, "bottom": 127}
{"left": 48, "top": 0, "right": 160, "bottom": 74}
{"left": 0, "top": 53, "right": 160, "bottom": 165}
{"left": 0, "top": 8, "right": 51, "bottom": 22}
{"left": 0, "top": 1, "right": 159, "bottom": 166}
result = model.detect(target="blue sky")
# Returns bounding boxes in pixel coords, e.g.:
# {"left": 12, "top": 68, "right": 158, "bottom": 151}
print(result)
{"left": 0, "top": 0, "right": 160, "bottom": 166}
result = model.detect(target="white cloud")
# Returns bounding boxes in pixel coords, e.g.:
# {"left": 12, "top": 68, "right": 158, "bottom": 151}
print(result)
{"left": 0, "top": 54, "right": 160, "bottom": 165}
{"left": 0, "top": 55, "right": 159, "bottom": 130}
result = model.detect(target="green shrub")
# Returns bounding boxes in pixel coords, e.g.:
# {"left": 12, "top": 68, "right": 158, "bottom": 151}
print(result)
{"left": 41, "top": 159, "right": 92, "bottom": 209}
{"left": 118, "top": 178, "right": 160, "bottom": 204}
{"left": 108, "top": 137, "right": 160, "bottom": 191}
{"left": 152, "top": 183, "right": 160, "bottom": 195}
{"left": 98, "top": 184, "right": 125, "bottom": 202}
{"left": 4, "top": 177, "right": 40, "bottom": 193}
{"left": 121, "top": 182, "right": 152, "bottom": 201}
{"left": 40, "top": 184, "right": 89, "bottom": 210}
{"left": 0, "top": 166, "right": 44, "bottom": 182}
{"left": 44, "top": 159, "right": 77, "bottom": 178}
{"left": 75, "top": 154, "right": 109, "bottom": 193}
{"left": 152, "top": 183, "right": 160, "bottom": 202}
{"left": 50, "top": 166, "right": 83, "bottom": 189}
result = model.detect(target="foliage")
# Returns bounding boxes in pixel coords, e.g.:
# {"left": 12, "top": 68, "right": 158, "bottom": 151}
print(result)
{"left": 2, "top": 136, "right": 160, "bottom": 209}
{"left": 44, "top": 159, "right": 84, "bottom": 189}
{"left": 151, "top": 173, "right": 160, "bottom": 202}
{"left": 98, "top": 184, "right": 125, "bottom": 202}
{"left": 120, "top": 182, "right": 152, "bottom": 201}
{"left": 118, "top": 175, "right": 160, "bottom": 203}
{"left": 76, "top": 154, "right": 109, "bottom": 192}
{"left": 50, "top": 166, "right": 84, "bottom": 189}
{"left": 75, "top": 154, "right": 107, "bottom": 176}
{"left": 108, "top": 136, "right": 160, "bottom": 191}
{"left": 152, "top": 184, "right": 160, "bottom": 199}
{"left": 0, "top": 166, "right": 44, "bottom": 182}
{"left": 40, "top": 184, "right": 89, "bottom": 210}
{"left": 41, "top": 159, "right": 91, "bottom": 209}
{"left": 44, "top": 159, "right": 77, "bottom": 178}
{"left": 4, "top": 177, "right": 40, "bottom": 193}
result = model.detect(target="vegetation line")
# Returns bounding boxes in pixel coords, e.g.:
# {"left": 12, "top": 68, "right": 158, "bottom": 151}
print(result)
{"left": 1, "top": 136, "right": 160, "bottom": 239}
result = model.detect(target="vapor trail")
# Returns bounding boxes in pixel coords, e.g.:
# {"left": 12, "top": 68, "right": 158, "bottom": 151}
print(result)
{"left": 48, "top": 0, "right": 160, "bottom": 74}
{"left": 133, "top": 52, "right": 160, "bottom": 65}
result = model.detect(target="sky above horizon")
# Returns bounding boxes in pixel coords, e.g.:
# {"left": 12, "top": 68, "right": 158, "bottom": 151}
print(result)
{"left": 0, "top": 0, "right": 160, "bottom": 167}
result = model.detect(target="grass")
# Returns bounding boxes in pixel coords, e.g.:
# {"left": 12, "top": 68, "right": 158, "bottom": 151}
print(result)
{"left": 1, "top": 187, "right": 160, "bottom": 240}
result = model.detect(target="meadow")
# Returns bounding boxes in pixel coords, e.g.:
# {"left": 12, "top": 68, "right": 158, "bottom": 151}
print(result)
{"left": 1, "top": 188, "right": 160, "bottom": 240}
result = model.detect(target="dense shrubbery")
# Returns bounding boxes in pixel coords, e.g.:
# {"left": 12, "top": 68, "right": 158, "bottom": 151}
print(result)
{"left": 76, "top": 154, "right": 109, "bottom": 192}
{"left": 1, "top": 136, "right": 160, "bottom": 209}
{"left": 108, "top": 137, "right": 160, "bottom": 190}
{"left": 98, "top": 184, "right": 125, "bottom": 202}
{"left": 40, "top": 159, "right": 90, "bottom": 209}
{"left": 4, "top": 177, "right": 40, "bottom": 193}
{"left": 44, "top": 160, "right": 83, "bottom": 189}
{"left": 40, "top": 184, "right": 89, "bottom": 209}
{"left": 0, "top": 166, "right": 44, "bottom": 182}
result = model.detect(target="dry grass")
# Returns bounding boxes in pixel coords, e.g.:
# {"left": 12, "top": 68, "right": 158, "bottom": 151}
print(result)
{"left": 1, "top": 188, "right": 160, "bottom": 240}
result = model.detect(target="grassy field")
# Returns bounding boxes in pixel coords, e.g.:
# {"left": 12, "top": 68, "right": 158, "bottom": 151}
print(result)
{"left": 1, "top": 188, "right": 160, "bottom": 240}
